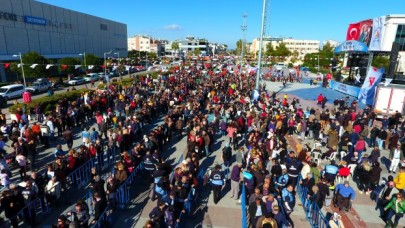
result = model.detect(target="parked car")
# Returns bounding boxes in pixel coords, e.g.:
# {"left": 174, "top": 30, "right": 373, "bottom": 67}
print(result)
{"left": 0, "top": 84, "right": 26, "bottom": 100}
{"left": 83, "top": 73, "right": 99, "bottom": 82}
{"left": 25, "top": 80, "right": 52, "bottom": 94}
{"left": 67, "top": 77, "right": 85, "bottom": 85}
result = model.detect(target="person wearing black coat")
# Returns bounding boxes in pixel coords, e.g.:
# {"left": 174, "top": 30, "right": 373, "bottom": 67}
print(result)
{"left": 368, "top": 162, "right": 382, "bottom": 193}
{"left": 148, "top": 201, "right": 166, "bottom": 227}
{"left": 248, "top": 198, "right": 267, "bottom": 228}
{"left": 308, "top": 185, "right": 324, "bottom": 209}
{"left": 92, "top": 192, "right": 107, "bottom": 223}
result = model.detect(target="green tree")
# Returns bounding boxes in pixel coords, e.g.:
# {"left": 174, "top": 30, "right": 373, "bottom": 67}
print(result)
{"left": 194, "top": 48, "right": 201, "bottom": 56}
{"left": 273, "top": 42, "right": 290, "bottom": 57}
{"left": 12, "top": 52, "right": 49, "bottom": 78}
{"left": 171, "top": 42, "right": 180, "bottom": 56}
{"left": 236, "top": 39, "right": 242, "bottom": 55}
{"left": 320, "top": 42, "right": 334, "bottom": 58}
{"left": 59, "top": 57, "right": 80, "bottom": 75}
{"left": 147, "top": 52, "right": 158, "bottom": 60}
{"left": 85, "top": 53, "right": 101, "bottom": 66}
{"left": 372, "top": 56, "right": 389, "bottom": 70}
{"left": 265, "top": 42, "right": 275, "bottom": 57}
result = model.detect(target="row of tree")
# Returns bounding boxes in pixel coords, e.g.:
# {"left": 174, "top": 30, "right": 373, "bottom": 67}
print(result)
{"left": 8, "top": 51, "right": 101, "bottom": 78}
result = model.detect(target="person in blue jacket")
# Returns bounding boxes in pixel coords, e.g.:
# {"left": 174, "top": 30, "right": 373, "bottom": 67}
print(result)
{"left": 335, "top": 181, "right": 356, "bottom": 212}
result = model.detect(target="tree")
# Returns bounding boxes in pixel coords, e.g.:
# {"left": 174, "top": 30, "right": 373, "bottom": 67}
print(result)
{"left": 85, "top": 53, "right": 101, "bottom": 66}
{"left": 59, "top": 57, "right": 80, "bottom": 75}
{"left": 265, "top": 42, "right": 275, "bottom": 57}
{"left": 372, "top": 56, "right": 390, "bottom": 70}
{"left": 236, "top": 39, "right": 242, "bottom": 55}
{"left": 320, "top": 42, "right": 334, "bottom": 58}
{"left": 194, "top": 48, "right": 201, "bottom": 56}
{"left": 11, "top": 52, "right": 49, "bottom": 78}
{"left": 273, "top": 42, "right": 290, "bottom": 57}
{"left": 171, "top": 42, "right": 180, "bottom": 56}
{"left": 147, "top": 52, "right": 158, "bottom": 60}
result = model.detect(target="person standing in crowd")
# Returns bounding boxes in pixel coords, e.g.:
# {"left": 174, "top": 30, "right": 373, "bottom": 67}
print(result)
{"left": 210, "top": 164, "right": 225, "bottom": 204}
{"left": 230, "top": 163, "right": 242, "bottom": 200}
{"left": 248, "top": 197, "right": 266, "bottom": 228}
{"left": 384, "top": 193, "right": 405, "bottom": 227}
{"left": 282, "top": 184, "right": 295, "bottom": 227}
{"left": 390, "top": 143, "right": 404, "bottom": 174}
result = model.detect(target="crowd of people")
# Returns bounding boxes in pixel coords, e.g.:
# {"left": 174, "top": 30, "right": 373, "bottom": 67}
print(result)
{"left": 0, "top": 58, "right": 404, "bottom": 228}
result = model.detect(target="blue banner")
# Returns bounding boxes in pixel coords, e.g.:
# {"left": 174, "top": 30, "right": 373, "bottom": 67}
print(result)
{"left": 329, "top": 80, "right": 361, "bottom": 97}
{"left": 334, "top": 40, "right": 368, "bottom": 54}
{"left": 24, "top": 16, "right": 46, "bottom": 26}
{"left": 358, "top": 67, "right": 384, "bottom": 105}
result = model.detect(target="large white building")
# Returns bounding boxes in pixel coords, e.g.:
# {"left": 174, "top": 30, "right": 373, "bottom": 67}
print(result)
{"left": 128, "top": 35, "right": 166, "bottom": 56}
{"left": 0, "top": 0, "right": 127, "bottom": 81}
{"left": 250, "top": 37, "right": 320, "bottom": 58}
{"left": 165, "top": 36, "right": 210, "bottom": 56}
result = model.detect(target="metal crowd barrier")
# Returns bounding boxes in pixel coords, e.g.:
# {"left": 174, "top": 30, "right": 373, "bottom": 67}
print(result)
{"left": 66, "top": 146, "right": 117, "bottom": 188}
{"left": 90, "top": 205, "right": 112, "bottom": 228}
{"left": 115, "top": 162, "right": 144, "bottom": 209}
{"left": 296, "top": 175, "right": 329, "bottom": 228}
{"left": 8, "top": 197, "right": 45, "bottom": 227}
{"left": 241, "top": 183, "right": 248, "bottom": 228}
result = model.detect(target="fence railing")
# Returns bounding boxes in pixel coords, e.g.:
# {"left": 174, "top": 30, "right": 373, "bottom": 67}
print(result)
{"left": 296, "top": 175, "right": 329, "bottom": 228}
{"left": 8, "top": 197, "right": 45, "bottom": 227}
{"left": 115, "top": 162, "right": 144, "bottom": 209}
{"left": 90, "top": 205, "right": 112, "bottom": 228}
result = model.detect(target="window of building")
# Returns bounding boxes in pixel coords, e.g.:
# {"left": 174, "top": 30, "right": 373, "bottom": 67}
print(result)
{"left": 396, "top": 24, "right": 405, "bottom": 51}
{"left": 100, "top": 24, "right": 107, "bottom": 30}
{"left": 141, "top": 41, "right": 143, "bottom": 44}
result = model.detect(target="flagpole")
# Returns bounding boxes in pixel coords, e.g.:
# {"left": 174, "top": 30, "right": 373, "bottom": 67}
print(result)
{"left": 13, "top": 53, "right": 26, "bottom": 87}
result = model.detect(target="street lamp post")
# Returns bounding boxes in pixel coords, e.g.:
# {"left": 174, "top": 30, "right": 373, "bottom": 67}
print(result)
{"left": 13, "top": 53, "right": 26, "bottom": 87}
{"left": 114, "top": 52, "right": 121, "bottom": 78}
{"left": 255, "top": 0, "right": 267, "bottom": 90}
{"left": 79, "top": 52, "right": 86, "bottom": 72}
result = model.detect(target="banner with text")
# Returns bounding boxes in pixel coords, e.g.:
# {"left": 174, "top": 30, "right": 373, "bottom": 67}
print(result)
{"left": 329, "top": 80, "right": 361, "bottom": 97}
{"left": 358, "top": 66, "right": 384, "bottom": 105}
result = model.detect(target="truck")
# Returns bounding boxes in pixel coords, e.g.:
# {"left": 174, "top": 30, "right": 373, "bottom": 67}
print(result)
{"left": 373, "top": 83, "right": 405, "bottom": 118}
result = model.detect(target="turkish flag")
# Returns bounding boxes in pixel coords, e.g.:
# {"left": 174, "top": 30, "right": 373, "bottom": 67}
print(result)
{"left": 346, "top": 23, "right": 361, "bottom": 40}
{"left": 61, "top": 64, "right": 68, "bottom": 70}
{"left": 4, "top": 63, "right": 10, "bottom": 69}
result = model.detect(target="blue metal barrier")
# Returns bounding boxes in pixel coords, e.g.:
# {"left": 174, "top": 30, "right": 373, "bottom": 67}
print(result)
{"left": 241, "top": 183, "right": 247, "bottom": 228}
{"left": 115, "top": 162, "right": 144, "bottom": 209}
{"left": 90, "top": 205, "right": 112, "bottom": 228}
{"left": 8, "top": 197, "right": 45, "bottom": 227}
{"left": 296, "top": 175, "right": 329, "bottom": 228}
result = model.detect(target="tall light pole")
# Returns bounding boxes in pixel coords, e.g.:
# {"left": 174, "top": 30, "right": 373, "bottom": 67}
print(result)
{"left": 104, "top": 51, "right": 113, "bottom": 89}
{"left": 255, "top": 0, "right": 267, "bottom": 90}
{"left": 12, "top": 53, "right": 26, "bottom": 87}
{"left": 240, "top": 14, "right": 248, "bottom": 70}
{"left": 79, "top": 52, "right": 86, "bottom": 72}
{"left": 114, "top": 52, "right": 120, "bottom": 77}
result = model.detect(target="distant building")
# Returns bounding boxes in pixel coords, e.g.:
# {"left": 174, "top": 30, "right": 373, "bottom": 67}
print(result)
{"left": 165, "top": 36, "right": 210, "bottom": 56}
{"left": 250, "top": 37, "right": 320, "bottom": 58}
{"left": 128, "top": 35, "right": 165, "bottom": 56}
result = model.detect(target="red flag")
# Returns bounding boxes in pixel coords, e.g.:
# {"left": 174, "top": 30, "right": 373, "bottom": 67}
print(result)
{"left": 4, "top": 63, "right": 10, "bottom": 69}
{"left": 61, "top": 64, "right": 68, "bottom": 70}
{"left": 101, "top": 65, "right": 105, "bottom": 69}
{"left": 346, "top": 23, "right": 361, "bottom": 40}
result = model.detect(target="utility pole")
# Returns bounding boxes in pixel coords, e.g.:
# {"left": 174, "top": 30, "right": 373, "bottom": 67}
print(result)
{"left": 240, "top": 14, "right": 248, "bottom": 70}
{"left": 255, "top": 0, "right": 268, "bottom": 90}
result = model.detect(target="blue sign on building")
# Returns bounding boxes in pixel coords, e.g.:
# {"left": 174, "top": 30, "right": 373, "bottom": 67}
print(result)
{"left": 24, "top": 16, "right": 46, "bottom": 26}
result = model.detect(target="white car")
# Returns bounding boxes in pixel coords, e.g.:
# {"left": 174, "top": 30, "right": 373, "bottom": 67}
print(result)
{"left": 68, "top": 77, "right": 85, "bottom": 85}
{"left": 0, "top": 84, "right": 26, "bottom": 100}
{"left": 83, "top": 73, "right": 99, "bottom": 82}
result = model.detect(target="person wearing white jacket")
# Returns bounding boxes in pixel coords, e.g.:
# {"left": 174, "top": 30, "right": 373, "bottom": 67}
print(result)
{"left": 45, "top": 176, "right": 61, "bottom": 206}
{"left": 15, "top": 152, "right": 27, "bottom": 180}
